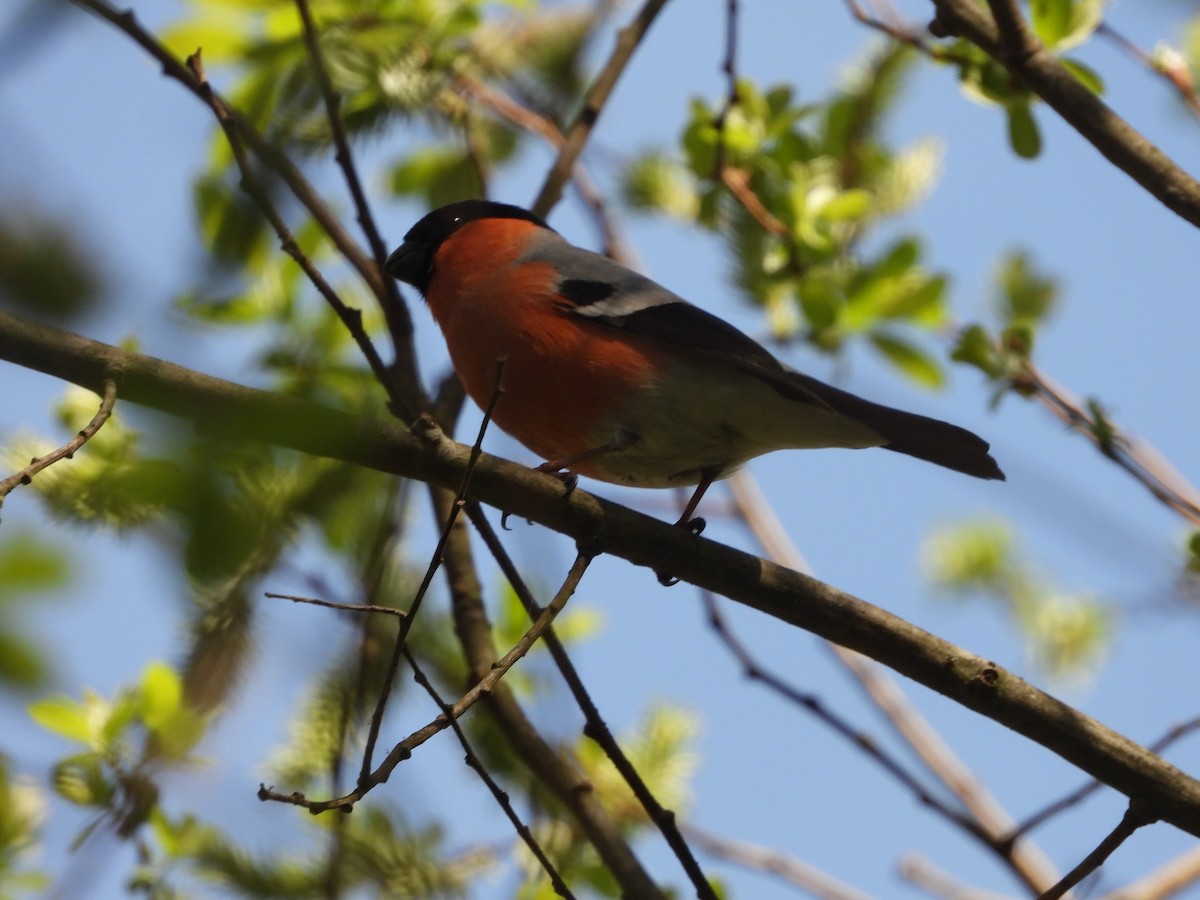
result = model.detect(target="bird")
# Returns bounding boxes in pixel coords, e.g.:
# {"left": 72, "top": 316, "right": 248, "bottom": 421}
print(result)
{"left": 385, "top": 199, "right": 1003, "bottom": 530}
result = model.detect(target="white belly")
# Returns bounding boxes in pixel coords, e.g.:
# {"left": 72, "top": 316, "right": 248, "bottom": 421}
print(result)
{"left": 581, "top": 362, "right": 885, "bottom": 488}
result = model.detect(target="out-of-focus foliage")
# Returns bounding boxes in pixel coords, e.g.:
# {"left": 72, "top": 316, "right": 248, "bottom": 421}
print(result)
{"left": 922, "top": 518, "right": 1110, "bottom": 675}
{"left": 952, "top": 249, "right": 1060, "bottom": 406}
{"left": 0, "top": 531, "right": 67, "bottom": 690}
{"left": 624, "top": 46, "right": 952, "bottom": 388}
{"left": 0, "top": 756, "right": 47, "bottom": 897}
{"left": 0, "top": 207, "right": 104, "bottom": 322}
{"left": 517, "top": 706, "right": 701, "bottom": 899}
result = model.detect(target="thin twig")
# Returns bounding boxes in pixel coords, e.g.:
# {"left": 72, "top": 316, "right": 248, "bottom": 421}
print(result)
{"left": 698, "top": 588, "right": 990, "bottom": 844}
{"left": 898, "top": 854, "right": 1016, "bottom": 900}
{"left": 355, "top": 359, "right": 507, "bottom": 788}
{"left": 265, "top": 592, "right": 406, "bottom": 618}
{"left": 1098, "top": 22, "right": 1200, "bottom": 119}
{"left": 727, "top": 470, "right": 1061, "bottom": 893}
{"left": 1105, "top": 843, "right": 1200, "bottom": 900}
{"left": 259, "top": 544, "right": 590, "bottom": 813}
{"left": 457, "top": 77, "right": 633, "bottom": 264}
{"left": 683, "top": 823, "right": 873, "bottom": 900}
{"left": 185, "top": 52, "right": 405, "bottom": 421}
{"left": 1020, "top": 363, "right": 1200, "bottom": 528}
{"left": 1037, "top": 805, "right": 1157, "bottom": 900}
{"left": 531, "top": 0, "right": 670, "bottom": 218}
{"left": 1006, "top": 718, "right": 1200, "bottom": 845}
{"left": 291, "top": 0, "right": 412, "bottom": 352}
{"left": 466, "top": 502, "right": 718, "bottom": 900}
{"left": 0, "top": 377, "right": 117, "bottom": 513}
{"left": 402, "top": 641, "right": 576, "bottom": 899}
{"left": 66, "top": 0, "right": 424, "bottom": 420}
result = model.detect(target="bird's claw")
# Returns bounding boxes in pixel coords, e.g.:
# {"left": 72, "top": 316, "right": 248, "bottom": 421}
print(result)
{"left": 655, "top": 516, "right": 706, "bottom": 586}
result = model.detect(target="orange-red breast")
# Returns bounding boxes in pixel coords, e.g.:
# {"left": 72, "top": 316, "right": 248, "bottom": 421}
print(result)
{"left": 386, "top": 199, "right": 1003, "bottom": 525}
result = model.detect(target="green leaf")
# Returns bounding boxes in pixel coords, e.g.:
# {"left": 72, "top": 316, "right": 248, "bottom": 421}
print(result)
{"left": 29, "top": 697, "right": 91, "bottom": 744}
{"left": 1031, "top": 0, "right": 1104, "bottom": 51}
{"left": 996, "top": 250, "right": 1059, "bottom": 326}
{"left": 0, "top": 633, "right": 48, "bottom": 689}
{"left": 816, "top": 188, "right": 872, "bottom": 222}
{"left": 1187, "top": 532, "right": 1200, "bottom": 573}
{"left": 869, "top": 333, "right": 945, "bottom": 388}
{"left": 1006, "top": 103, "right": 1042, "bottom": 159}
{"left": 0, "top": 533, "right": 69, "bottom": 600}
{"left": 951, "top": 324, "right": 1001, "bottom": 377}
{"left": 1060, "top": 57, "right": 1105, "bottom": 94}
{"left": 139, "top": 662, "right": 184, "bottom": 732}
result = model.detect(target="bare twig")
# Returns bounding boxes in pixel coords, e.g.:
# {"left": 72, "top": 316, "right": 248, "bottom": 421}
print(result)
{"left": 402, "top": 629, "right": 577, "bottom": 898}
{"left": 0, "top": 377, "right": 116, "bottom": 513}
{"left": 1098, "top": 22, "right": 1200, "bottom": 119}
{"left": 1037, "top": 805, "right": 1158, "bottom": 900}
{"left": 356, "top": 359, "right": 507, "bottom": 788}
{"left": 66, "top": 0, "right": 425, "bottom": 419}
{"left": 1006, "top": 718, "right": 1200, "bottom": 845}
{"left": 466, "top": 502, "right": 718, "bottom": 900}
{"left": 1105, "top": 843, "right": 1200, "bottom": 900}
{"left": 683, "top": 823, "right": 873, "bottom": 900}
{"left": 265, "top": 592, "right": 406, "bottom": 618}
{"left": 1020, "top": 363, "right": 1200, "bottom": 528}
{"left": 258, "top": 544, "right": 590, "bottom": 812}
{"left": 291, "top": 0, "right": 412, "bottom": 352}
{"left": 843, "top": 0, "right": 935, "bottom": 50}
{"left": 431, "top": 483, "right": 664, "bottom": 899}
{"left": 698, "top": 587, "right": 989, "bottom": 843}
{"left": 184, "top": 51, "right": 407, "bottom": 430}
{"left": 727, "top": 469, "right": 1061, "bottom": 893}
{"left": 457, "top": 77, "right": 634, "bottom": 263}
{"left": 899, "top": 854, "right": 1016, "bottom": 900}
{"left": 532, "top": 0, "right": 670, "bottom": 218}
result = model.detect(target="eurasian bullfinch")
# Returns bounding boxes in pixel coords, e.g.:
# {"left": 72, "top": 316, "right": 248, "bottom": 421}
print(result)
{"left": 386, "top": 199, "right": 1003, "bottom": 526}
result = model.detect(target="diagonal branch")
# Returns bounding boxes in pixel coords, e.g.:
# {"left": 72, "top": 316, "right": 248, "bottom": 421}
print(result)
{"left": 531, "top": 0, "right": 670, "bottom": 218}
{"left": 1037, "top": 804, "right": 1157, "bottom": 900}
{"left": 466, "top": 502, "right": 717, "bottom": 900}
{"left": 927, "top": 0, "right": 1200, "bottom": 229}
{"left": 7, "top": 308, "right": 1200, "bottom": 843}
{"left": 727, "top": 471, "right": 1061, "bottom": 892}
{"left": 67, "top": 0, "right": 425, "bottom": 419}
{"left": 291, "top": 0, "right": 413, "bottom": 352}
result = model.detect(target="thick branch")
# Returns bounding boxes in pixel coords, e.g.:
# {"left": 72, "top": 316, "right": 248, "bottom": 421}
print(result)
{"left": 929, "top": 0, "right": 1200, "bottom": 228}
{"left": 5, "top": 308, "right": 1200, "bottom": 840}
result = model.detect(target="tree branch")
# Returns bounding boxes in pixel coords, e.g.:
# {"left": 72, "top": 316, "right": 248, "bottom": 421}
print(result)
{"left": 6, "top": 308, "right": 1200, "bottom": 842}
{"left": 928, "top": 0, "right": 1200, "bottom": 229}
{"left": 531, "top": 0, "right": 670, "bottom": 218}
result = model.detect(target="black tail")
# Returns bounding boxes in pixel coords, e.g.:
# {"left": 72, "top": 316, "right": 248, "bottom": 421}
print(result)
{"left": 792, "top": 373, "right": 1005, "bottom": 481}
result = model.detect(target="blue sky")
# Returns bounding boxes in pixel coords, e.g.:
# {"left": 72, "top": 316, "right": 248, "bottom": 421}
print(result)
{"left": 3, "top": 1, "right": 1200, "bottom": 897}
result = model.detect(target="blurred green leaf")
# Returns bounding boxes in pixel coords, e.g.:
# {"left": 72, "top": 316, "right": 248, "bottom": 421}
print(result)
{"left": 29, "top": 697, "right": 91, "bottom": 745}
{"left": 869, "top": 332, "right": 945, "bottom": 388}
{"left": 1061, "top": 57, "right": 1105, "bottom": 94}
{"left": 951, "top": 323, "right": 1001, "bottom": 377}
{"left": 0, "top": 209, "right": 103, "bottom": 321}
{"left": 0, "top": 532, "right": 68, "bottom": 600}
{"left": 0, "top": 634, "right": 48, "bottom": 690}
{"left": 996, "top": 249, "right": 1059, "bottom": 326}
{"left": 1030, "top": 0, "right": 1104, "bottom": 51}
{"left": 1006, "top": 102, "right": 1042, "bottom": 159}
{"left": 139, "top": 662, "right": 184, "bottom": 733}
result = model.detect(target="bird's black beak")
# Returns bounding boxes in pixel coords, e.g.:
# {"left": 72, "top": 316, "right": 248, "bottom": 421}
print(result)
{"left": 384, "top": 240, "right": 432, "bottom": 293}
